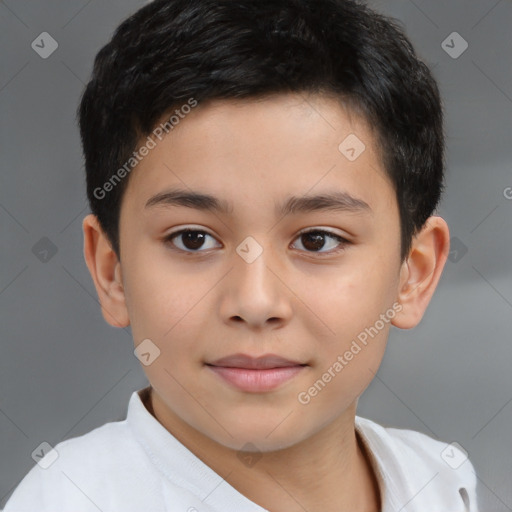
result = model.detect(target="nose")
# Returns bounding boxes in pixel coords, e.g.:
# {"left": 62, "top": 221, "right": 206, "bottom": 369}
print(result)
{"left": 218, "top": 241, "right": 293, "bottom": 331}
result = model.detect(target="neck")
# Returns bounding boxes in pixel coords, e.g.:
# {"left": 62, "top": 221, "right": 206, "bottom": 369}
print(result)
{"left": 145, "top": 388, "right": 380, "bottom": 512}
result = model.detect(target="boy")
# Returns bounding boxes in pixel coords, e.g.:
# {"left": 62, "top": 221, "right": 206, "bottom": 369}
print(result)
{"left": 4, "top": 0, "right": 479, "bottom": 510}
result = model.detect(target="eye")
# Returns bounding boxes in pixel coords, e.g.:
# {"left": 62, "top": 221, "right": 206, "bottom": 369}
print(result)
{"left": 291, "top": 229, "right": 349, "bottom": 255}
{"left": 163, "top": 228, "right": 221, "bottom": 253}
{"left": 163, "top": 227, "right": 350, "bottom": 255}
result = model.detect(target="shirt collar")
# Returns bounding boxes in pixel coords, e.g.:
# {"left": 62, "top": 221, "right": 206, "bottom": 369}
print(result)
{"left": 127, "top": 387, "right": 468, "bottom": 512}
{"left": 127, "top": 387, "right": 267, "bottom": 510}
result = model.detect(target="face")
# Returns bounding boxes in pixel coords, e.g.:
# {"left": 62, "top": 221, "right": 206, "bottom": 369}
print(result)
{"left": 116, "top": 93, "right": 403, "bottom": 451}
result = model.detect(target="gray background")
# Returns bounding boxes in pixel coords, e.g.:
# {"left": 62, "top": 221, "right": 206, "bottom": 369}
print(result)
{"left": 1, "top": 0, "right": 511, "bottom": 509}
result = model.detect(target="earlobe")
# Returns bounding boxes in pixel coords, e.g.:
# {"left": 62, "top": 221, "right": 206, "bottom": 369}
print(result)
{"left": 82, "top": 214, "right": 130, "bottom": 328}
{"left": 391, "top": 216, "right": 450, "bottom": 330}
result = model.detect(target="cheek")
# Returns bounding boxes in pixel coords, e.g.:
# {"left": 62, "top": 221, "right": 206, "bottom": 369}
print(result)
{"left": 124, "top": 269, "right": 216, "bottom": 377}
{"left": 122, "top": 255, "right": 194, "bottom": 342}
{"left": 306, "top": 264, "right": 395, "bottom": 335}
{"left": 299, "top": 307, "right": 391, "bottom": 415}
{"left": 299, "top": 255, "right": 398, "bottom": 386}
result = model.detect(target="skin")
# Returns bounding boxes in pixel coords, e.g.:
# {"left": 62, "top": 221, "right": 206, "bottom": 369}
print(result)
{"left": 83, "top": 93, "right": 450, "bottom": 512}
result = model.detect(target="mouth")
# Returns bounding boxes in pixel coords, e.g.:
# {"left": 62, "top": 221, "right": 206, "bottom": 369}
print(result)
{"left": 205, "top": 353, "right": 308, "bottom": 392}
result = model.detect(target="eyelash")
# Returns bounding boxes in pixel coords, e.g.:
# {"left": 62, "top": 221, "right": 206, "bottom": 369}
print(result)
{"left": 163, "top": 227, "right": 350, "bottom": 256}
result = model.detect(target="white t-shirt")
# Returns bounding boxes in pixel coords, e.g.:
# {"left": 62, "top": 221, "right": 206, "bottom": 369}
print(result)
{"left": 3, "top": 387, "right": 478, "bottom": 512}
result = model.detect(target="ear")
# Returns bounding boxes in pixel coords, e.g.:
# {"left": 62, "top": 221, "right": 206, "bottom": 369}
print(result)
{"left": 82, "top": 214, "right": 130, "bottom": 328}
{"left": 391, "top": 216, "right": 450, "bottom": 330}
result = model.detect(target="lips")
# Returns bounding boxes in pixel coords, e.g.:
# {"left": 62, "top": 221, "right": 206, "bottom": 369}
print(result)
{"left": 208, "top": 353, "right": 305, "bottom": 369}
{"left": 206, "top": 353, "right": 307, "bottom": 392}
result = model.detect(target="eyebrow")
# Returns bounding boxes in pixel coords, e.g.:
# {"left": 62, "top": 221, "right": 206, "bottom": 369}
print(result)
{"left": 145, "top": 187, "right": 372, "bottom": 217}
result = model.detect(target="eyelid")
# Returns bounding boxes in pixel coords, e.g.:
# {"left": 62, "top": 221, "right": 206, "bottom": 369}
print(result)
{"left": 164, "top": 225, "right": 218, "bottom": 241}
{"left": 296, "top": 226, "right": 348, "bottom": 239}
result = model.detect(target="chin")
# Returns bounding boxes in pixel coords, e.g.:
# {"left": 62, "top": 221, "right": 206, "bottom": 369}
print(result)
{"left": 198, "top": 415, "right": 312, "bottom": 452}
{"left": 221, "top": 431, "right": 306, "bottom": 453}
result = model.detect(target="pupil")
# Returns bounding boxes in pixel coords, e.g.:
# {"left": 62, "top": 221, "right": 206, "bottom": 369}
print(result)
{"left": 302, "top": 232, "right": 325, "bottom": 251}
{"left": 183, "top": 231, "right": 205, "bottom": 250}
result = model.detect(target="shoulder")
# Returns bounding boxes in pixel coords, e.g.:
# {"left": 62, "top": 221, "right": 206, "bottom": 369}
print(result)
{"left": 3, "top": 417, "right": 152, "bottom": 511}
{"left": 356, "top": 416, "right": 479, "bottom": 511}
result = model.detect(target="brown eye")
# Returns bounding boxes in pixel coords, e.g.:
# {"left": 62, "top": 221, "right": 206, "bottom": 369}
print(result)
{"left": 292, "top": 229, "right": 349, "bottom": 254}
{"left": 164, "top": 229, "right": 220, "bottom": 253}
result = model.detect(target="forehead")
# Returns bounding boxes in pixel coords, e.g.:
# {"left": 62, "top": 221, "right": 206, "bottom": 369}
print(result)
{"left": 122, "top": 93, "right": 395, "bottom": 218}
